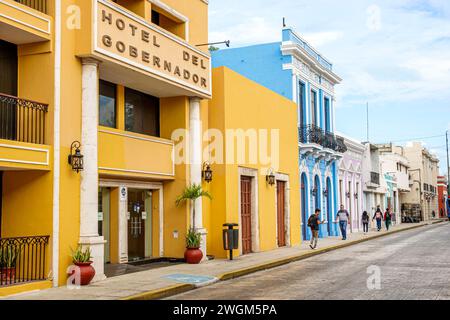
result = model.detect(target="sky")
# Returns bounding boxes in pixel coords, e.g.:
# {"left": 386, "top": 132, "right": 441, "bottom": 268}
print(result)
{"left": 208, "top": 0, "right": 450, "bottom": 175}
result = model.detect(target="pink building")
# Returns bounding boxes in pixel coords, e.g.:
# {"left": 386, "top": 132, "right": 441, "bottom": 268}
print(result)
{"left": 337, "top": 134, "right": 366, "bottom": 232}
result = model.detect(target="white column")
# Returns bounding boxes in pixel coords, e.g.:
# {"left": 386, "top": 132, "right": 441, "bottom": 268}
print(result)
{"left": 118, "top": 186, "right": 128, "bottom": 263}
{"left": 79, "top": 58, "right": 105, "bottom": 281}
{"left": 189, "top": 97, "right": 207, "bottom": 260}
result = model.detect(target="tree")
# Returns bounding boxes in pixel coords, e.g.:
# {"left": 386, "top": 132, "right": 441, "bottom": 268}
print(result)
{"left": 175, "top": 183, "right": 212, "bottom": 230}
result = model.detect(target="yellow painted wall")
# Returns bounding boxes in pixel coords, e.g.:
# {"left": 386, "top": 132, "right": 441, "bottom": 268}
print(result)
{"left": 207, "top": 67, "right": 301, "bottom": 258}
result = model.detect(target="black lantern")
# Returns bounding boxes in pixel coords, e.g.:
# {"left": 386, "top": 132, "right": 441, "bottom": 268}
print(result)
{"left": 311, "top": 187, "right": 318, "bottom": 197}
{"left": 266, "top": 168, "right": 275, "bottom": 186}
{"left": 202, "top": 162, "right": 213, "bottom": 183}
{"left": 68, "top": 141, "right": 84, "bottom": 173}
{"left": 354, "top": 193, "right": 359, "bottom": 199}
{"left": 323, "top": 188, "right": 329, "bottom": 197}
{"left": 346, "top": 191, "right": 351, "bottom": 198}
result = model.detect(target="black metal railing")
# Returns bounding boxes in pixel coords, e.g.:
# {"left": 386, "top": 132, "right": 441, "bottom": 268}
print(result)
{"left": 0, "top": 93, "right": 48, "bottom": 144}
{"left": 0, "top": 236, "right": 50, "bottom": 287}
{"left": 299, "top": 125, "right": 348, "bottom": 153}
{"left": 14, "top": 0, "right": 47, "bottom": 14}
{"left": 371, "top": 172, "right": 380, "bottom": 185}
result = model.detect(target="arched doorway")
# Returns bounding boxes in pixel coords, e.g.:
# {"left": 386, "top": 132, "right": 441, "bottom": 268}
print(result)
{"left": 301, "top": 173, "right": 308, "bottom": 240}
{"left": 326, "top": 177, "right": 332, "bottom": 236}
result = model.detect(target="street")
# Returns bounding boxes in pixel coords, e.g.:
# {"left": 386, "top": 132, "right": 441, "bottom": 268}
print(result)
{"left": 170, "top": 222, "right": 450, "bottom": 300}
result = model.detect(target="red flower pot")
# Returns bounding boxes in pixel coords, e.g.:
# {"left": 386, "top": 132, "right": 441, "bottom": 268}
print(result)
{"left": 69, "top": 262, "right": 95, "bottom": 286}
{"left": 184, "top": 247, "right": 203, "bottom": 264}
{"left": 1, "top": 267, "right": 16, "bottom": 285}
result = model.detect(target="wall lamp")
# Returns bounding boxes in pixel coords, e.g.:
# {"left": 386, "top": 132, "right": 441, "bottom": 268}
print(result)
{"left": 266, "top": 168, "right": 276, "bottom": 186}
{"left": 346, "top": 191, "right": 351, "bottom": 198}
{"left": 323, "top": 188, "right": 329, "bottom": 198}
{"left": 202, "top": 162, "right": 213, "bottom": 183}
{"left": 311, "top": 187, "right": 318, "bottom": 197}
{"left": 354, "top": 193, "right": 359, "bottom": 199}
{"left": 68, "top": 141, "right": 84, "bottom": 173}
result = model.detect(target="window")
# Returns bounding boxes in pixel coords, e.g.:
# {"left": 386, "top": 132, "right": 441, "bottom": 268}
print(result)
{"left": 299, "top": 82, "right": 305, "bottom": 128}
{"left": 324, "top": 97, "right": 330, "bottom": 132}
{"left": 151, "top": 10, "right": 160, "bottom": 26}
{"left": 99, "top": 80, "right": 117, "bottom": 128}
{"left": 310, "top": 90, "right": 317, "bottom": 126}
{"left": 125, "top": 88, "right": 160, "bottom": 136}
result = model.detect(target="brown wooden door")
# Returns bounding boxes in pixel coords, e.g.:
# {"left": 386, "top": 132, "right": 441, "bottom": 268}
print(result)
{"left": 277, "top": 181, "right": 286, "bottom": 247}
{"left": 241, "top": 176, "right": 252, "bottom": 255}
{"left": 127, "top": 189, "right": 145, "bottom": 261}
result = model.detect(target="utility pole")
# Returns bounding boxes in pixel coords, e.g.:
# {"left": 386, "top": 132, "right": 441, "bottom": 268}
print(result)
{"left": 366, "top": 102, "right": 369, "bottom": 142}
{"left": 446, "top": 130, "right": 450, "bottom": 198}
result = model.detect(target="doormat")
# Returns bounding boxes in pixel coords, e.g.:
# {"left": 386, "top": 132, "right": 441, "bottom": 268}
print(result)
{"left": 163, "top": 274, "right": 217, "bottom": 285}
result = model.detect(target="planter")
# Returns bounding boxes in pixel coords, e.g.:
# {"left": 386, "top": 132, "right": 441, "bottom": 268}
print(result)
{"left": 0, "top": 267, "right": 16, "bottom": 285}
{"left": 184, "top": 247, "right": 203, "bottom": 264}
{"left": 69, "top": 261, "right": 95, "bottom": 286}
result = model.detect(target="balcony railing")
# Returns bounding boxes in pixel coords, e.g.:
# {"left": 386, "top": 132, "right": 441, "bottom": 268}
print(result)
{"left": 0, "top": 236, "right": 50, "bottom": 287}
{"left": 0, "top": 93, "right": 48, "bottom": 144}
{"left": 371, "top": 172, "right": 380, "bottom": 185}
{"left": 14, "top": 0, "right": 47, "bottom": 14}
{"left": 299, "top": 125, "right": 348, "bottom": 153}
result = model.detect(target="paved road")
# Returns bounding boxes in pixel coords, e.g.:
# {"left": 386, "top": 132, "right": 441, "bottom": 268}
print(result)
{"left": 170, "top": 222, "right": 450, "bottom": 300}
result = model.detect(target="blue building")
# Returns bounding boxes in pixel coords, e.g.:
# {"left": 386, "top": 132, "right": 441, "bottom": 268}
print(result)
{"left": 212, "top": 27, "right": 347, "bottom": 240}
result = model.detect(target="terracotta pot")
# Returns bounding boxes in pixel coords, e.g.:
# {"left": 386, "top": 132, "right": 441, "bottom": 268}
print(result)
{"left": 184, "top": 247, "right": 203, "bottom": 264}
{"left": 70, "top": 262, "right": 95, "bottom": 286}
{"left": 1, "top": 267, "right": 16, "bottom": 285}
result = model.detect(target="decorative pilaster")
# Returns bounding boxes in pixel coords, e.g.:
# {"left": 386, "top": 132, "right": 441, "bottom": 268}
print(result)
{"left": 189, "top": 97, "right": 207, "bottom": 260}
{"left": 79, "top": 58, "right": 105, "bottom": 281}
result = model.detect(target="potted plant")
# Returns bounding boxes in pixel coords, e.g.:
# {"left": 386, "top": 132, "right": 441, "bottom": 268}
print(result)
{"left": 69, "top": 245, "right": 95, "bottom": 285}
{"left": 175, "top": 183, "right": 212, "bottom": 264}
{"left": 0, "top": 246, "right": 18, "bottom": 284}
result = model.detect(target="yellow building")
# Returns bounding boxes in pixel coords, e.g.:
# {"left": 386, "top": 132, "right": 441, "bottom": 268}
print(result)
{"left": 206, "top": 67, "right": 301, "bottom": 258}
{"left": 0, "top": 0, "right": 301, "bottom": 296}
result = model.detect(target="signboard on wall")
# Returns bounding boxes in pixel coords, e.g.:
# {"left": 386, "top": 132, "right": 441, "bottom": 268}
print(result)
{"left": 95, "top": 0, "right": 211, "bottom": 97}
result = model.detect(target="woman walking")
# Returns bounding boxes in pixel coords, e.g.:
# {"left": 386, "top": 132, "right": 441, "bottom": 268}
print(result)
{"left": 372, "top": 207, "right": 383, "bottom": 232}
{"left": 361, "top": 211, "right": 369, "bottom": 234}
{"left": 384, "top": 208, "right": 392, "bottom": 231}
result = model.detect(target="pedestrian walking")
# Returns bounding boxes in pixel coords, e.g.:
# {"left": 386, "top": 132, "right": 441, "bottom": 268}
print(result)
{"left": 372, "top": 207, "right": 383, "bottom": 231}
{"left": 335, "top": 205, "right": 350, "bottom": 240}
{"left": 361, "top": 211, "right": 370, "bottom": 234}
{"left": 384, "top": 208, "right": 392, "bottom": 231}
{"left": 308, "top": 209, "right": 325, "bottom": 249}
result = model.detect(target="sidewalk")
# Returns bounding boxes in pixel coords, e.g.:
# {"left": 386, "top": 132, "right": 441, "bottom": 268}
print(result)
{"left": 3, "top": 220, "right": 446, "bottom": 300}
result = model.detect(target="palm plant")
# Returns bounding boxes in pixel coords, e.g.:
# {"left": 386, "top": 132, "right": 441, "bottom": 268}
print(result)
{"left": 175, "top": 183, "right": 212, "bottom": 230}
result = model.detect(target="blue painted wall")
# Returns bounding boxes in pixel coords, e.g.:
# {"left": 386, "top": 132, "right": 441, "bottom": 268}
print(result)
{"left": 212, "top": 43, "right": 293, "bottom": 100}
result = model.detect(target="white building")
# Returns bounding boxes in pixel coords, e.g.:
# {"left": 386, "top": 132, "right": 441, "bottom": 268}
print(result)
{"left": 377, "top": 143, "right": 411, "bottom": 224}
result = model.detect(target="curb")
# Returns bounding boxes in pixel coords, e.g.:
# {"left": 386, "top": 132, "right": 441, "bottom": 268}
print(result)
{"left": 120, "top": 283, "right": 195, "bottom": 301}
{"left": 125, "top": 220, "right": 446, "bottom": 300}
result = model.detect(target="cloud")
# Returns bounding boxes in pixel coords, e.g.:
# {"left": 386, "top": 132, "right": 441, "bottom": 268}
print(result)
{"left": 303, "top": 31, "right": 344, "bottom": 47}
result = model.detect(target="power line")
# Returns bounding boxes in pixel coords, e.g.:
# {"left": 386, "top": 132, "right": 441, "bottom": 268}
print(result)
{"left": 384, "top": 134, "right": 446, "bottom": 143}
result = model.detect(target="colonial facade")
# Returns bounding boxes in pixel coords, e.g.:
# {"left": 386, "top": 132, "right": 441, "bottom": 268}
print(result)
{"left": 403, "top": 142, "right": 439, "bottom": 221}
{"left": 337, "top": 134, "right": 365, "bottom": 232}
{"left": 212, "top": 27, "right": 347, "bottom": 240}
{"left": 0, "top": 0, "right": 305, "bottom": 297}
{"left": 362, "top": 143, "right": 386, "bottom": 219}
{"left": 377, "top": 143, "right": 411, "bottom": 224}
{"left": 437, "top": 176, "right": 448, "bottom": 218}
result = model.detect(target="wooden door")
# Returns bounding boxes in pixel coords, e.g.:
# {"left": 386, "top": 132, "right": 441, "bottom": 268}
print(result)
{"left": 277, "top": 181, "right": 286, "bottom": 247}
{"left": 241, "top": 176, "right": 252, "bottom": 254}
{"left": 127, "top": 189, "right": 145, "bottom": 261}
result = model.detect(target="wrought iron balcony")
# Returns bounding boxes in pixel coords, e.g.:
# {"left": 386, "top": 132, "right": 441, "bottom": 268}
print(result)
{"left": 299, "top": 124, "right": 324, "bottom": 146}
{"left": 14, "top": 0, "right": 48, "bottom": 14}
{"left": 299, "top": 125, "right": 347, "bottom": 153}
{"left": 371, "top": 172, "right": 380, "bottom": 185}
{"left": 0, "top": 93, "right": 48, "bottom": 144}
{"left": 0, "top": 235, "right": 50, "bottom": 287}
